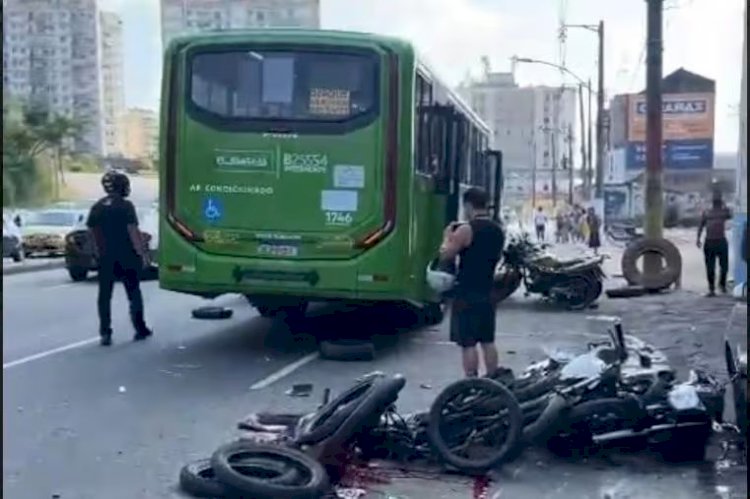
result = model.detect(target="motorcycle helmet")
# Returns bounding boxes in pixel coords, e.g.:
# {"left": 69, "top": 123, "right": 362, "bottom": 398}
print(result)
{"left": 101, "top": 170, "right": 131, "bottom": 197}
{"left": 426, "top": 258, "right": 456, "bottom": 294}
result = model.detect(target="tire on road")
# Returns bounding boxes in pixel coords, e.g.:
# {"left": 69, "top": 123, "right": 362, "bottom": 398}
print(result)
{"left": 427, "top": 377, "right": 523, "bottom": 473}
{"left": 605, "top": 285, "right": 648, "bottom": 299}
{"left": 621, "top": 238, "right": 682, "bottom": 290}
{"left": 68, "top": 267, "right": 88, "bottom": 282}
{"left": 319, "top": 339, "right": 375, "bottom": 362}
{"left": 179, "top": 457, "right": 302, "bottom": 498}
{"left": 191, "top": 306, "right": 233, "bottom": 320}
{"left": 420, "top": 302, "right": 445, "bottom": 326}
{"left": 210, "top": 442, "right": 329, "bottom": 499}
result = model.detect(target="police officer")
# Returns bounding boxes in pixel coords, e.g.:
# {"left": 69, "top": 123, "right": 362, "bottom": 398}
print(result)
{"left": 437, "top": 187, "right": 505, "bottom": 378}
{"left": 87, "top": 171, "right": 153, "bottom": 346}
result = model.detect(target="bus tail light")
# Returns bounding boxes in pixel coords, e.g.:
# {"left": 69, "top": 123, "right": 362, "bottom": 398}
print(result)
{"left": 355, "top": 50, "right": 399, "bottom": 250}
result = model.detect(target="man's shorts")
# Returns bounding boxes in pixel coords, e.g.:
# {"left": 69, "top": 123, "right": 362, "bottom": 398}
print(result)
{"left": 449, "top": 297, "right": 496, "bottom": 348}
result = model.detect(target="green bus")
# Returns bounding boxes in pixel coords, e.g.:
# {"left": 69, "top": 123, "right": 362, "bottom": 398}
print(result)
{"left": 158, "top": 29, "right": 503, "bottom": 325}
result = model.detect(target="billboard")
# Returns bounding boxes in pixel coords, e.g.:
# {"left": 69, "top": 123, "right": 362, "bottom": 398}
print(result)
{"left": 626, "top": 92, "right": 714, "bottom": 170}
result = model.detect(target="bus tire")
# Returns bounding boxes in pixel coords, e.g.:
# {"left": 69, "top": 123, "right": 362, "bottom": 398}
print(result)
{"left": 319, "top": 339, "right": 375, "bottom": 361}
{"left": 68, "top": 267, "right": 88, "bottom": 282}
{"left": 420, "top": 302, "right": 445, "bottom": 326}
{"left": 621, "top": 238, "right": 682, "bottom": 290}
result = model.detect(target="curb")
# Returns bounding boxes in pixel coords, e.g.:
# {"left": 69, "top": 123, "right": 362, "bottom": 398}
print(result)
{"left": 3, "top": 261, "right": 65, "bottom": 276}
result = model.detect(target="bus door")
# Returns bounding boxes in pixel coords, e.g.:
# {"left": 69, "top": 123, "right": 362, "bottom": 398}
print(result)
{"left": 427, "top": 105, "right": 465, "bottom": 227}
{"left": 484, "top": 150, "right": 504, "bottom": 221}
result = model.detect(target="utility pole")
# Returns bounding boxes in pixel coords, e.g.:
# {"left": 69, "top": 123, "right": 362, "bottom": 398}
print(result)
{"left": 595, "top": 20, "right": 605, "bottom": 199}
{"left": 530, "top": 137, "right": 537, "bottom": 208}
{"left": 568, "top": 124, "right": 575, "bottom": 205}
{"left": 551, "top": 127, "right": 558, "bottom": 208}
{"left": 644, "top": 0, "right": 664, "bottom": 270}
{"left": 578, "top": 84, "right": 587, "bottom": 199}
{"left": 587, "top": 78, "right": 593, "bottom": 197}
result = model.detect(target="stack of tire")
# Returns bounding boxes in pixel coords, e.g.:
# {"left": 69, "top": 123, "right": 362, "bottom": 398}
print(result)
{"left": 178, "top": 373, "right": 406, "bottom": 498}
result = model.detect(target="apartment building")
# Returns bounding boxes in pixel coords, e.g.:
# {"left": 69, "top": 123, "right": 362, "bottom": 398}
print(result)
{"left": 458, "top": 71, "right": 578, "bottom": 200}
{"left": 3, "top": 0, "right": 125, "bottom": 157}
{"left": 120, "top": 108, "right": 159, "bottom": 163}
{"left": 100, "top": 11, "right": 126, "bottom": 157}
{"left": 160, "top": 0, "right": 321, "bottom": 49}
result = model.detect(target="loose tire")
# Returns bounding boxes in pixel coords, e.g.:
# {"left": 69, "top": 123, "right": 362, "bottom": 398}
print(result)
{"left": 191, "top": 306, "right": 233, "bottom": 320}
{"left": 11, "top": 250, "right": 24, "bottom": 263}
{"left": 621, "top": 238, "right": 682, "bottom": 290}
{"left": 68, "top": 267, "right": 88, "bottom": 282}
{"left": 179, "top": 457, "right": 301, "bottom": 498}
{"left": 210, "top": 442, "right": 330, "bottom": 499}
{"left": 428, "top": 378, "right": 523, "bottom": 473}
{"left": 319, "top": 339, "right": 375, "bottom": 362}
{"left": 606, "top": 285, "right": 647, "bottom": 299}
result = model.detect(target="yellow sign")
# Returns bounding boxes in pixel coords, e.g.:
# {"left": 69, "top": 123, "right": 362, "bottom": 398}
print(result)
{"left": 627, "top": 92, "right": 715, "bottom": 142}
{"left": 309, "top": 88, "right": 350, "bottom": 116}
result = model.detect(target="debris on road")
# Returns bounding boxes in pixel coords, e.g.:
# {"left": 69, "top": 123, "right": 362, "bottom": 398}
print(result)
{"left": 191, "top": 306, "right": 233, "bottom": 320}
{"left": 286, "top": 383, "right": 314, "bottom": 397}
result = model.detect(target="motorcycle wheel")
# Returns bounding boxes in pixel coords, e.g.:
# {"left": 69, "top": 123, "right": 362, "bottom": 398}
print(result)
{"left": 491, "top": 267, "right": 523, "bottom": 303}
{"left": 295, "top": 374, "right": 384, "bottom": 446}
{"left": 560, "top": 274, "right": 597, "bottom": 311}
{"left": 428, "top": 378, "right": 523, "bottom": 474}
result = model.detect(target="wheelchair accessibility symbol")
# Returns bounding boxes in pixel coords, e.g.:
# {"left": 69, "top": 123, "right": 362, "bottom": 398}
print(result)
{"left": 203, "top": 197, "right": 223, "bottom": 223}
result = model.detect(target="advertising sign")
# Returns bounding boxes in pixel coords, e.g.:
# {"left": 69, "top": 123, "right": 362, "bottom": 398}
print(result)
{"left": 626, "top": 92, "right": 714, "bottom": 170}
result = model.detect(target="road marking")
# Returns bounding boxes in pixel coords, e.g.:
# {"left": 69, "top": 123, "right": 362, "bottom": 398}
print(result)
{"left": 249, "top": 352, "right": 319, "bottom": 390}
{"left": 45, "top": 282, "right": 78, "bottom": 291}
{"left": 3, "top": 337, "right": 99, "bottom": 370}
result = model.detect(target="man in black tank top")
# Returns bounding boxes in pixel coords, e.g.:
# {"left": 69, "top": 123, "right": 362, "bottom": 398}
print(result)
{"left": 438, "top": 187, "right": 505, "bottom": 377}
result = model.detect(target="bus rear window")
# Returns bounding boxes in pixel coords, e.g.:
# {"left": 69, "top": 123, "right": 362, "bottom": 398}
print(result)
{"left": 189, "top": 50, "right": 378, "bottom": 121}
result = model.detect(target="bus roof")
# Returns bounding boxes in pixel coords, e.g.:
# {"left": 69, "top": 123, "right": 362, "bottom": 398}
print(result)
{"left": 165, "top": 28, "right": 490, "bottom": 136}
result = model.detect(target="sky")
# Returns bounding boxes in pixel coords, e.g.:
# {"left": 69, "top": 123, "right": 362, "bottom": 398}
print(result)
{"left": 100, "top": 0, "right": 745, "bottom": 152}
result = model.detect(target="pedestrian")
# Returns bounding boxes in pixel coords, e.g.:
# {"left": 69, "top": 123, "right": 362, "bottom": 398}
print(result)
{"left": 580, "top": 208, "right": 589, "bottom": 244}
{"left": 555, "top": 211, "right": 565, "bottom": 244}
{"left": 86, "top": 170, "right": 153, "bottom": 346}
{"left": 697, "top": 195, "right": 732, "bottom": 296}
{"left": 586, "top": 207, "right": 602, "bottom": 255}
{"left": 534, "top": 206, "right": 547, "bottom": 242}
{"left": 437, "top": 187, "right": 505, "bottom": 378}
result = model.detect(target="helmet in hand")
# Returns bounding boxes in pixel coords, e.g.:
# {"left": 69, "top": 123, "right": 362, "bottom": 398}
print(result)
{"left": 425, "top": 258, "right": 456, "bottom": 294}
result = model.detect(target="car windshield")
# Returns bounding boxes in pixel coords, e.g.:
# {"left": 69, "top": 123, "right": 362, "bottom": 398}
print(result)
{"left": 25, "top": 211, "right": 80, "bottom": 227}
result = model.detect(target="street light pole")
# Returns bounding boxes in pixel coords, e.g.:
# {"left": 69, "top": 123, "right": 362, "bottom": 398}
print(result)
{"left": 587, "top": 78, "right": 593, "bottom": 196}
{"left": 595, "top": 20, "right": 605, "bottom": 199}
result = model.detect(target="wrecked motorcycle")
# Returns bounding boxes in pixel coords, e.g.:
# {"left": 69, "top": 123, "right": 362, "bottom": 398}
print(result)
{"left": 426, "top": 323, "right": 724, "bottom": 473}
{"left": 725, "top": 339, "right": 748, "bottom": 439}
{"left": 492, "top": 234, "right": 605, "bottom": 310}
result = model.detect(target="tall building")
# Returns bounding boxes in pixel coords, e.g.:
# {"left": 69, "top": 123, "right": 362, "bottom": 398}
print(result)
{"left": 100, "top": 11, "right": 126, "bottom": 157}
{"left": 160, "top": 0, "right": 321, "bottom": 50}
{"left": 733, "top": 2, "right": 747, "bottom": 286}
{"left": 3, "top": 0, "right": 108, "bottom": 156}
{"left": 458, "top": 71, "right": 578, "bottom": 202}
{"left": 120, "top": 108, "right": 159, "bottom": 163}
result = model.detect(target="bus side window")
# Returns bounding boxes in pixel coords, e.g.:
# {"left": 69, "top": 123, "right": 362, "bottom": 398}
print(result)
{"left": 415, "top": 72, "right": 433, "bottom": 175}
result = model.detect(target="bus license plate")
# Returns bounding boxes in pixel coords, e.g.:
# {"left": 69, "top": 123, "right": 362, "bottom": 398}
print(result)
{"left": 257, "top": 244, "right": 298, "bottom": 257}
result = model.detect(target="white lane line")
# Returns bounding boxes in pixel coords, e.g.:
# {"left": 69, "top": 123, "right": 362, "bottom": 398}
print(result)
{"left": 45, "top": 282, "right": 78, "bottom": 291}
{"left": 3, "top": 337, "right": 99, "bottom": 370}
{"left": 249, "top": 352, "right": 319, "bottom": 390}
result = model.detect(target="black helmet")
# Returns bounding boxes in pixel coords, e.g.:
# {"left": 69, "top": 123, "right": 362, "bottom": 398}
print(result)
{"left": 101, "top": 170, "right": 131, "bottom": 197}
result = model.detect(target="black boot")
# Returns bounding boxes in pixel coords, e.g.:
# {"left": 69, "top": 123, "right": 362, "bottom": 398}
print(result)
{"left": 100, "top": 330, "right": 113, "bottom": 346}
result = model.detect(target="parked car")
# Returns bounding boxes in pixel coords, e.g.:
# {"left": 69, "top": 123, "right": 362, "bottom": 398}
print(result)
{"left": 3, "top": 214, "right": 25, "bottom": 262}
{"left": 64, "top": 205, "right": 158, "bottom": 282}
{"left": 21, "top": 209, "right": 86, "bottom": 257}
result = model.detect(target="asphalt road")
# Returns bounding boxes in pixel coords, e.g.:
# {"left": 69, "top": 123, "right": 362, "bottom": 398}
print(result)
{"left": 3, "top": 265, "right": 746, "bottom": 499}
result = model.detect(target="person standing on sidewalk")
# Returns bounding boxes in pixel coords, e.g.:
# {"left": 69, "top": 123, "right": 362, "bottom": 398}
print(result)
{"left": 534, "top": 206, "right": 547, "bottom": 242}
{"left": 87, "top": 171, "right": 153, "bottom": 346}
{"left": 586, "top": 207, "right": 602, "bottom": 255}
{"left": 697, "top": 195, "right": 732, "bottom": 296}
{"left": 438, "top": 187, "right": 505, "bottom": 378}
